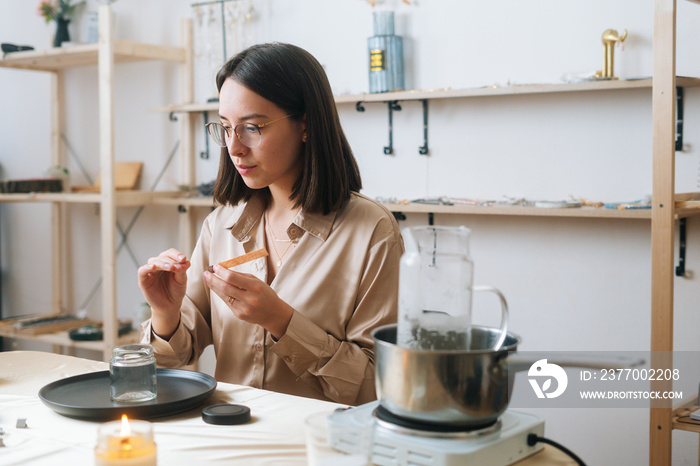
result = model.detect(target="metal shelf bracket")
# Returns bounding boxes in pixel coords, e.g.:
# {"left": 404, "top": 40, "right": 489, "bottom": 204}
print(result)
{"left": 384, "top": 101, "right": 402, "bottom": 155}
{"left": 354, "top": 99, "right": 429, "bottom": 156}
{"left": 676, "top": 86, "right": 684, "bottom": 152}
{"left": 675, "top": 218, "right": 687, "bottom": 277}
{"left": 201, "top": 111, "right": 211, "bottom": 159}
{"left": 419, "top": 99, "right": 429, "bottom": 156}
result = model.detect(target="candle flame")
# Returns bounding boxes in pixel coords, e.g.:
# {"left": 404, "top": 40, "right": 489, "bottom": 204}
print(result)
{"left": 120, "top": 414, "right": 131, "bottom": 437}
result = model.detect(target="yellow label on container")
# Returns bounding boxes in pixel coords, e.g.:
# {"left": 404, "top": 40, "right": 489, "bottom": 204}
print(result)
{"left": 370, "top": 50, "right": 385, "bottom": 71}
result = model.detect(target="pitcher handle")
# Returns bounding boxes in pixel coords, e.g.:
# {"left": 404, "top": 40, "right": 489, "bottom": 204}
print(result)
{"left": 473, "top": 285, "right": 509, "bottom": 351}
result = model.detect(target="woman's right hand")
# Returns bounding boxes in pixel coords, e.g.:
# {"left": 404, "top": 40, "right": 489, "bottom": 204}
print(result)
{"left": 137, "top": 248, "right": 191, "bottom": 339}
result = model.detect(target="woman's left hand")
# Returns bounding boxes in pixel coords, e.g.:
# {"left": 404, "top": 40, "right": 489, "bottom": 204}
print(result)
{"left": 203, "top": 265, "right": 294, "bottom": 339}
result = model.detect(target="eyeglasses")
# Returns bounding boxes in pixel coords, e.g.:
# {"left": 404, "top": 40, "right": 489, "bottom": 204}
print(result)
{"left": 205, "top": 114, "right": 297, "bottom": 148}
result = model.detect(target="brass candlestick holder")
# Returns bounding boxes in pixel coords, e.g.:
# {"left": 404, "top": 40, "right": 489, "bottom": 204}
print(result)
{"left": 595, "top": 28, "right": 627, "bottom": 80}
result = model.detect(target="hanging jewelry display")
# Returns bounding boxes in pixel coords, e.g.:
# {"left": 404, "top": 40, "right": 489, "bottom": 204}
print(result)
{"left": 245, "top": 0, "right": 255, "bottom": 50}
{"left": 191, "top": 0, "right": 256, "bottom": 102}
{"left": 224, "top": 1, "right": 239, "bottom": 65}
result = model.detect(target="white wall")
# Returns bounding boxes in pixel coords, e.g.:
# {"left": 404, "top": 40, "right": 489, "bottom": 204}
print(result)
{"left": 2, "top": 0, "right": 700, "bottom": 464}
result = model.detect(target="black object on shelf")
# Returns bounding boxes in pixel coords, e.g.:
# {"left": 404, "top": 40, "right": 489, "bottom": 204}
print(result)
{"left": 1, "top": 43, "right": 35, "bottom": 55}
{"left": 69, "top": 320, "right": 133, "bottom": 341}
{"left": 0, "top": 178, "right": 62, "bottom": 194}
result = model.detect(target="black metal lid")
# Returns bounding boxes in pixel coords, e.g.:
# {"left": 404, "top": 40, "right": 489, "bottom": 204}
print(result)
{"left": 202, "top": 404, "right": 251, "bottom": 425}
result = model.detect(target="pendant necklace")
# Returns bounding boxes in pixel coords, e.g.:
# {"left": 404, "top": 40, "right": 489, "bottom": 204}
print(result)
{"left": 265, "top": 212, "right": 294, "bottom": 267}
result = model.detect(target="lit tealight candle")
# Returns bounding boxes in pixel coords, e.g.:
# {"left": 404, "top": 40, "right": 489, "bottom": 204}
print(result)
{"left": 95, "top": 414, "right": 157, "bottom": 466}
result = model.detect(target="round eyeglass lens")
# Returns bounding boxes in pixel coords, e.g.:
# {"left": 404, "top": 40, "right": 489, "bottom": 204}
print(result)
{"left": 207, "top": 123, "right": 228, "bottom": 148}
{"left": 236, "top": 123, "right": 262, "bottom": 148}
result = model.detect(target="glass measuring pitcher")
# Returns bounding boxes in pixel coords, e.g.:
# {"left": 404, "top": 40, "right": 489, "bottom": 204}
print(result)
{"left": 397, "top": 226, "right": 509, "bottom": 351}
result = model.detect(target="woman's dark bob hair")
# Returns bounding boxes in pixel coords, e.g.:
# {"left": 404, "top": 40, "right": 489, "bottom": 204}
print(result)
{"left": 212, "top": 42, "right": 362, "bottom": 215}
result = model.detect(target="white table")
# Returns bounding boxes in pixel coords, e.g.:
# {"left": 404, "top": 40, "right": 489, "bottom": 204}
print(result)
{"left": 0, "top": 351, "right": 572, "bottom": 465}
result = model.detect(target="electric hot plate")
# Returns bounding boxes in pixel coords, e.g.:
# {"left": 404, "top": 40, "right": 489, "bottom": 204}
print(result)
{"left": 39, "top": 368, "right": 217, "bottom": 421}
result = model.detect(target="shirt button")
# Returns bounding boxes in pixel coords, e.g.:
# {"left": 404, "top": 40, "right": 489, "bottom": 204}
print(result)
{"left": 255, "top": 343, "right": 262, "bottom": 351}
{"left": 284, "top": 356, "right": 292, "bottom": 363}
{"left": 289, "top": 227, "right": 298, "bottom": 235}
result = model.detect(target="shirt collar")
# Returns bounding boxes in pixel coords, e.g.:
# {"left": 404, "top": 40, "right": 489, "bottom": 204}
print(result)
{"left": 224, "top": 194, "right": 338, "bottom": 242}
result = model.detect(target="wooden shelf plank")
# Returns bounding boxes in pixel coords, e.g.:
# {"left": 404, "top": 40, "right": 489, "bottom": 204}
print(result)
{"left": 0, "top": 328, "right": 140, "bottom": 352}
{"left": 151, "top": 196, "right": 655, "bottom": 219}
{"left": 112, "top": 40, "right": 186, "bottom": 64}
{"left": 5, "top": 190, "right": 683, "bottom": 220}
{"left": 0, "top": 190, "right": 184, "bottom": 205}
{"left": 153, "top": 101, "right": 219, "bottom": 113}
{"left": 0, "top": 192, "right": 102, "bottom": 203}
{"left": 114, "top": 190, "right": 190, "bottom": 206}
{"left": 335, "top": 77, "right": 700, "bottom": 103}
{"left": 0, "top": 41, "right": 186, "bottom": 72}
{"left": 154, "top": 77, "right": 700, "bottom": 114}
{"left": 152, "top": 195, "right": 218, "bottom": 207}
{"left": 383, "top": 203, "right": 652, "bottom": 219}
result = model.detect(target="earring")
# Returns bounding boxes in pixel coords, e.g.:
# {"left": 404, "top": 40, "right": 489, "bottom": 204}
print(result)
{"left": 302, "top": 131, "right": 307, "bottom": 142}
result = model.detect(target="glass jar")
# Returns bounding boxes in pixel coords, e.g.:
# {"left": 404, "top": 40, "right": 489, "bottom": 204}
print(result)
{"left": 109, "top": 344, "right": 157, "bottom": 402}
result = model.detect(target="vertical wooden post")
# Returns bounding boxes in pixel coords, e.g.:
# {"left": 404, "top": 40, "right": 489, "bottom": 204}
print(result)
{"left": 99, "top": 4, "right": 117, "bottom": 362}
{"left": 50, "top": 70, "right": 64, "bottom": 318}
{"left": 650, "top": 0, "right": 676, "bottom": 464}
{"left": 50, "top": 70, "right": 65, "bottom": 355}
{"left": 179, "top": 18, "right": 197, "bottom": 256}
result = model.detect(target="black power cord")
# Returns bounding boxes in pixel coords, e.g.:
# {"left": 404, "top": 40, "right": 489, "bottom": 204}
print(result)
{"left": 527, "top": 433, "right": 587, "bottom": 466}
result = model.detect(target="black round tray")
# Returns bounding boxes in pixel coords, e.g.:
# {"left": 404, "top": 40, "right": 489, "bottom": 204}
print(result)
{"left": 39, "top": 368, "right": 216, "bottom": 421}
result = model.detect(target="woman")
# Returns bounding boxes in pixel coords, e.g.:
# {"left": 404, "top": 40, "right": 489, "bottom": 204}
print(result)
{"left": 138, "top": 43, "right": 403, "bottom": 406}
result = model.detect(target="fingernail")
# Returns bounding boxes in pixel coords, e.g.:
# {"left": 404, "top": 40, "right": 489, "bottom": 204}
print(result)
{"left": 203, "top": 271, "right": 210, "bottom": 280}
{"left": 178, "top": 255, "right": 186, "bottom": 261}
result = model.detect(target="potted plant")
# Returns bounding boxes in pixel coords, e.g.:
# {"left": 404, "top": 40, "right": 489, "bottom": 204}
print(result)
{"left": 37, "top": 0, "right": 85, "bottom": 47}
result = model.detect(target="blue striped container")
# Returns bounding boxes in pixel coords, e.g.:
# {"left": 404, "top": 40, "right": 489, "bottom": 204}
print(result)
{"left": 368, "top": 11, "right": 404, "bottom": 93}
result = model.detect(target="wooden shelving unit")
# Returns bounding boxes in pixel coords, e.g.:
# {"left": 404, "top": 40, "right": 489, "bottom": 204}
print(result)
{"left": 0, "top": 6, "right": 192, "bottom": 360}
{"left": 652, "top": 1, "right": 699, "bottom": 464}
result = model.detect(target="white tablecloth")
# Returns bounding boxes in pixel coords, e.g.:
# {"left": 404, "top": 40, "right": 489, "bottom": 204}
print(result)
{"left": 0, "top": 351, "right": 343, "bottom": 465}
{"left": 0, "top": 351, "right": 571, "bottom": 465}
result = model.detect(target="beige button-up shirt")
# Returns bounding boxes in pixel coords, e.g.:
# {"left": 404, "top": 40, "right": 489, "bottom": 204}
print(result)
{"left": 142, "top": 192, "right": 403, "bottom": 405}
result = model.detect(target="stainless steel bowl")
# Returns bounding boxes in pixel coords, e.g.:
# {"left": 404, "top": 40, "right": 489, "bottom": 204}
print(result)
{"left": 372, "top": 324, "right": 522, "bottom": 427}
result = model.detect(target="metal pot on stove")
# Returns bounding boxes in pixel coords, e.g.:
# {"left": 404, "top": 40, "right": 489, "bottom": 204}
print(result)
{"left": 374, "top": 324, "right": 518, "bottom": 427}
{"left": 373, "top": 324, "right": 642, "bottom": 428}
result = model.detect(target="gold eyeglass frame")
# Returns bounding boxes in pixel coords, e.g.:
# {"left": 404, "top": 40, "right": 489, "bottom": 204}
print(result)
{"left": 205, "top": 114, "right": 298, "bottom": 148}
